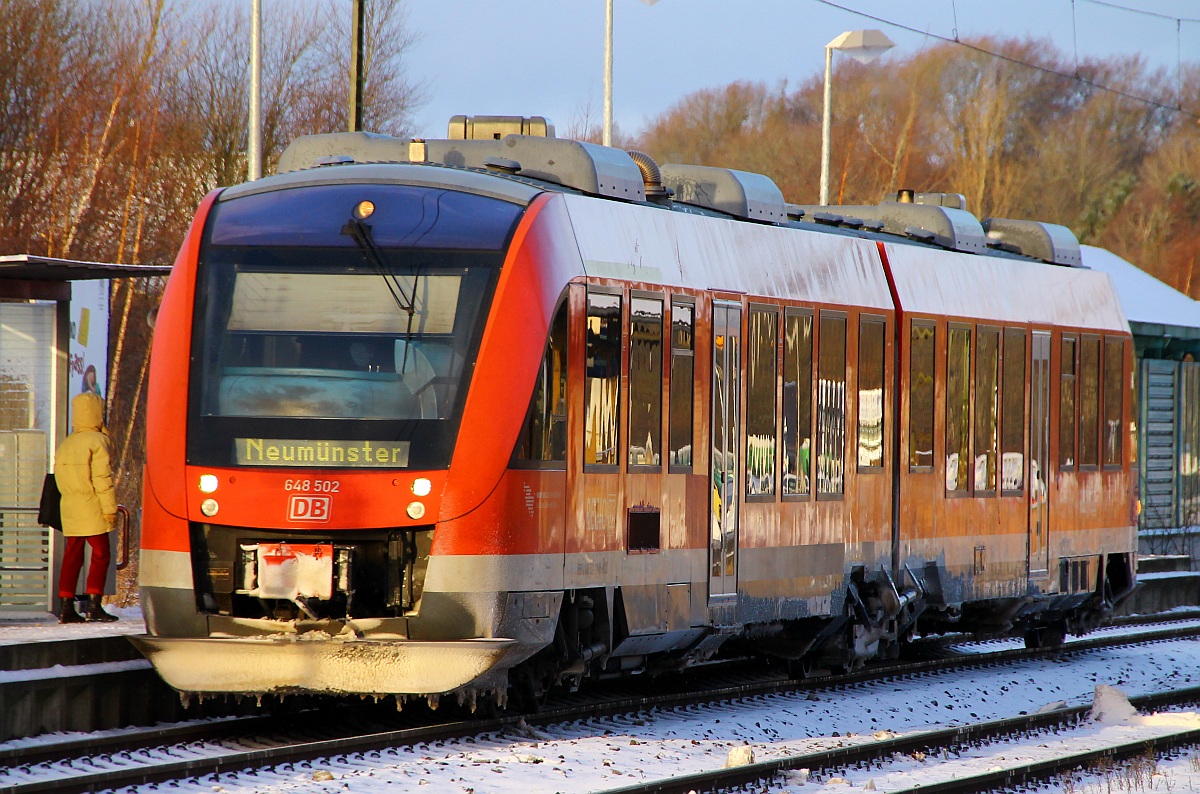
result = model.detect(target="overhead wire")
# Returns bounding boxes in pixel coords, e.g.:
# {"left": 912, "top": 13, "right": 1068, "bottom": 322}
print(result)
{"left": 1079, "top": 0, "right": 1200, "bottom": 25}
{"left": 810, "top": 0, "right": 1198, "bottom": 119}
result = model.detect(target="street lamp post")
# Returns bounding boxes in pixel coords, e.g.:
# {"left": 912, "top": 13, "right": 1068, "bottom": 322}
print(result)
{"left": 819, "top": 29, "right": 894, "bottom": 205}
{"left": 603, "top": 0, "right": 660, "bottom": 148}
{"left": 604, "top": 0, "right": 614, "bottom": 146}
{"left": 350, "top": 0, "right": 366, "bottom": 132}
{"left": 248, "top": 0, "right": 262, "bottom": 181}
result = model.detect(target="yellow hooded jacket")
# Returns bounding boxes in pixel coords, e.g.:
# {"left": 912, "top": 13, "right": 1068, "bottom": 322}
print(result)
{"left": 54, "top": 392, "right": 117, "bottom": 537}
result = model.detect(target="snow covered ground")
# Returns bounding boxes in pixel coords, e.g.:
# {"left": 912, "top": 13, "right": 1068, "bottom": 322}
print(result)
{"left": 0, "top": 605, "right": 145, "bottom": 646}
{"left": 4, "top": 632, "right": 1198, "bottom": 793}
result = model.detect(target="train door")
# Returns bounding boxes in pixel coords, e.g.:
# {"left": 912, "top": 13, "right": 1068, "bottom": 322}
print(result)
{"left": 1028, "top": 331, "right": 1051, "bottom": 578}
{"left": 709, "top": 302, "right": 741, "bottom": 614}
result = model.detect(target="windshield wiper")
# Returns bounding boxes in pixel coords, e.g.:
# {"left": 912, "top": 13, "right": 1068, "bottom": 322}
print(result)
{"left": 342, "top": 217, "right": 415, "bottom": 317}
{"left": 342, "top": 217, "right": 422, "bottom": 376}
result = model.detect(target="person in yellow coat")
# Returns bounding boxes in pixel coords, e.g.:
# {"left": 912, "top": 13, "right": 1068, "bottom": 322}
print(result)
{"left": 54, "top": 392, "right": 118, "bottom": 623}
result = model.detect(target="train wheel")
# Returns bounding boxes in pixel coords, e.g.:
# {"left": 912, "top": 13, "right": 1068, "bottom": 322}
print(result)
{"left": 513, "top": 681, "right": 548, "bottom": 713}
{"left": 1043, "top": 624, "right": 1066, "bottom": 647}
{"left": 786, "top": 656, "right": 815, "bottom": 680}
{"left": 1023, "top": 624, "right": 1066, "bottom": 649}
{"left": 511, "top": 664, "right": 553, "bottom": 714}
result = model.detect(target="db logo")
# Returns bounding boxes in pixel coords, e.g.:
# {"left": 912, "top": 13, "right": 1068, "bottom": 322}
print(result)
{"left": 288, "top": 495, "right": 332, "bottom": 522}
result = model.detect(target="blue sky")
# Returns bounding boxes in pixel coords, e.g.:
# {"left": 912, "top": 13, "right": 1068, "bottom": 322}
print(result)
{"left": 403, "top": 0, "right": 1199, "bottom": 140}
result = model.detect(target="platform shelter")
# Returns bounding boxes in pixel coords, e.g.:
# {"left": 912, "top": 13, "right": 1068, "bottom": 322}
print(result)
{"left": 0, "top": 255, "right": 169, "bottom": 614}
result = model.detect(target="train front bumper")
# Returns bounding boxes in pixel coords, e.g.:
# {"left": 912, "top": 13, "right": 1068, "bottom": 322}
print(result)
{"left": 129, "top": 634, "right": 517, "bottom": 696}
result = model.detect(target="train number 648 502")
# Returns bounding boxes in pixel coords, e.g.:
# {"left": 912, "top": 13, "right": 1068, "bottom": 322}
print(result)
{"left": 284, "top": 479, "right": 340, "bottom": 493}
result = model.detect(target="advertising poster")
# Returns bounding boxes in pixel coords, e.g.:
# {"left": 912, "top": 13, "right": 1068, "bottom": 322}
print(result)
{"left": 69, "top": 280, "right": 110, "bottom": 428}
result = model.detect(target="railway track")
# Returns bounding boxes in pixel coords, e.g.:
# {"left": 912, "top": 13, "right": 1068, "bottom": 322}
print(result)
{"left": 3, "top": 619, "right": 1199, "bottom": 794}
{"left": 593, "top": 684, "right": 1200, "bottom": 794}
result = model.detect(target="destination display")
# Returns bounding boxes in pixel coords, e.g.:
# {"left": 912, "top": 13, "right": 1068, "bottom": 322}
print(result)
{"left": 235, "top": 438, "right": 410, "bottom": 467}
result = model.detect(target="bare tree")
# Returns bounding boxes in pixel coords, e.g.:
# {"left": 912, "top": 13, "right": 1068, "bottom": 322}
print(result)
{"left": 298, "top": 0, "right": 426, "bottom": 142}
{"left": 0, "top": 0, "right": 428, "bottom": 602}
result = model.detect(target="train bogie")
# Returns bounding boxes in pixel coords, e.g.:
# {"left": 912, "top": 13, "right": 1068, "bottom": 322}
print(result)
{"left": 134, "top": 118, "right": 1136, "bottom": 704}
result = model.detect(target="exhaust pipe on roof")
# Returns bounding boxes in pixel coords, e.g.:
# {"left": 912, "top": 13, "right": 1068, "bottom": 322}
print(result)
{"left": 626, "top": 150, "right": 670, "bottom": 201}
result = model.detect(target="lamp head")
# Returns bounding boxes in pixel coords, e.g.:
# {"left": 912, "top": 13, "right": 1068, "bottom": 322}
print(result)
{"left": 826, "top": 29, "right": 895, "bottom": 64}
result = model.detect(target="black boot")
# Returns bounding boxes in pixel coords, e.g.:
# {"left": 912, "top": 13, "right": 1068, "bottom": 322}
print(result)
{"left": 58, "top": 598, "right": 85, "bottom": 624}
{"left": 85, "top": 594, "right": 118, "bottom": 623}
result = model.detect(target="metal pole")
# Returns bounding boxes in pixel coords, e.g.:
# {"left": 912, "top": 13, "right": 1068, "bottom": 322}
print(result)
{"left": 350, "top": 0, "right": 366, "bottom": 132}
{"left": 603, "top": 0, "right": 613, "bottom": 146}
{"left": 819, "top": 44, "right": 833, "bottom": 205}
{"left": 248, "top": 0, "right": 262, "bottom": 181}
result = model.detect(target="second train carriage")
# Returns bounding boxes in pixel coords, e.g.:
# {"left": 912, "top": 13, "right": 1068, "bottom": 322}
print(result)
{"left": 133, "top": 118, "right": 1137, "bottom": 702}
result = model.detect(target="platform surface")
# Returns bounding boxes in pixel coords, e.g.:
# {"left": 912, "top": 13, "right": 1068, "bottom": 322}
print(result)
{"left": 0, "top": 607, "right": 145, "bottom": 647}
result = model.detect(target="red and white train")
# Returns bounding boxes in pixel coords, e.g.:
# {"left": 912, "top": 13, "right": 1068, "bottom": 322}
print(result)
{"left": 134, "top": 116, "right": 1137, "bottom": 706}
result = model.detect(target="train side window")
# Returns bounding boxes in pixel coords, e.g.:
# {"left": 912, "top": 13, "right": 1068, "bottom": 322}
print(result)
{"left": 974, "top": 327, "right": 1000, "bottom": 494}
{"left": 783, "top": 310, "right": 813, "bottom": 496}
{"left": 858, "top": 316, "right": 886, "bottom": 470}
{"left": 1078, "top": 335, "right": 1101, "bottom": 467}
{"left": 514, "top": 298, "right": 568, "bottom": 465}
{"left": 1059, "top": 335, "right": 1077, "bottom": 469}
{"left": 1102, "top": 337, "right": 1124, "bottom": 467}
{"left": 747, "top": 307, "right": 778, "bottom": 498}
{"left": 628, "top": 296, "right": 663, "bottom": 469}
{"left": 816, "top": 312, "right": 847, "bottom": 498}
{"left": 946, "top": 325, "right": 971, "bottom": 493}
{"left": 668, "top": 301, "right": 694, "bottom": 473}
{"left": 585, "top": 291, "right": 622, "bottom": 469}
{"left": 909, "top": 321, "right": 935, "bottom": 470}
{"left": 1001, "top": 328, "right": 1026, "bottom": 493}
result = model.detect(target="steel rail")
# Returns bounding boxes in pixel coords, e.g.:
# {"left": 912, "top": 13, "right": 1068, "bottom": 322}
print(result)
{"left": 593, "top": 685, "right": 1200, "bottom": 794}
{"left": 4, "top": 621, "right": 1199, "bottom": 794}
{"left": 882, "top": 726, "right": 1200, "bottom": 794}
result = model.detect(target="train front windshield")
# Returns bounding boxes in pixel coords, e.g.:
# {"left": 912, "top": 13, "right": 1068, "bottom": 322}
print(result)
{"left": 187, "top": 182, "right": 525, "bottom": 470}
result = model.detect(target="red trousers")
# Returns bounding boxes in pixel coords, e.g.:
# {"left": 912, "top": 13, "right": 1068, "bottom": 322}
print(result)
{"left": 58, "top": 534, "right": 111, "bottom": 598}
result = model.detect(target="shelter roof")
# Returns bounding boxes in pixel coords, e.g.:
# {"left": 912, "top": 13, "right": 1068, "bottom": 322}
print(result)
{"left": 0, "top": 254, "right": 170, "bottom": 281}
{"left": 1081, "top": 245, "right": 1200, "bottom": 341}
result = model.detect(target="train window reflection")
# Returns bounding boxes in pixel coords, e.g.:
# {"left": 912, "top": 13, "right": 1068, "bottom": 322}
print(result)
{"left": 909, "top": 322, "right": 935, "bottom": 469}
{"left": 1001, "top": 329, "right": 1026, "bottom": 492}
{"left": 783, "top": 311, "right": 813, "bottom": 495}
{"left": 209, "top": 271, "right": 472, "bottom": 421}
{"left": 1103, "top": 338, "right": 1124, "bottom": 467}
{"left": 629, "top": 297, "right": 663, "bottom": 468}
{"left": 1060, "top": 336, "right": 1077, "bottom": 469}
{"left": 747, "top": 308, "right": 778, "bottom": 496}
{"left": 974, "top": 328, "right": 999, "bottom": 493}
{"left": 227, "top": 272, "right": 460, "bottom": 335}
{"left": 1079, "top": 336, "right": 1100, "bottom": 467}
{"left": 669, "top": 302, "right": 694, "bottom": 472}
{"left": 816, "top": 313, "right": 846, "bottom": 497}
{"left": 946, "top": 326, "right": 971, "bottom": 492}
{"left": 858, "top": 316, "right": 885, "bottom": 469}
{"left": 585, "top": 292, "right": 622, "bottom": 467}
{"left": 516, "top": 299, "right": 568, "bottom": 464}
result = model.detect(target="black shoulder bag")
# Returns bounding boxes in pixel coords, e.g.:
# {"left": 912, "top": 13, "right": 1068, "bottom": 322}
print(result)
{"left": 37, "top": 473, "right": 62, "bottom": 530}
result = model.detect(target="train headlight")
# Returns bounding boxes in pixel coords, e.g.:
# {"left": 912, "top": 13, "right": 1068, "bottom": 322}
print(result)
{"left": 406, "top": 501, "right": 426, "bottom": 520}
{"left": 200, "top": 498, "right": 219, "bottom": 517}
{"left": 411, "top": 477, "right": 432, "bottom": 497}
{"left": 199, "top": 474, "right": 219, "bottom": 494}
{"left": 354, "top": 200, "right": 375, "bottom": 220}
